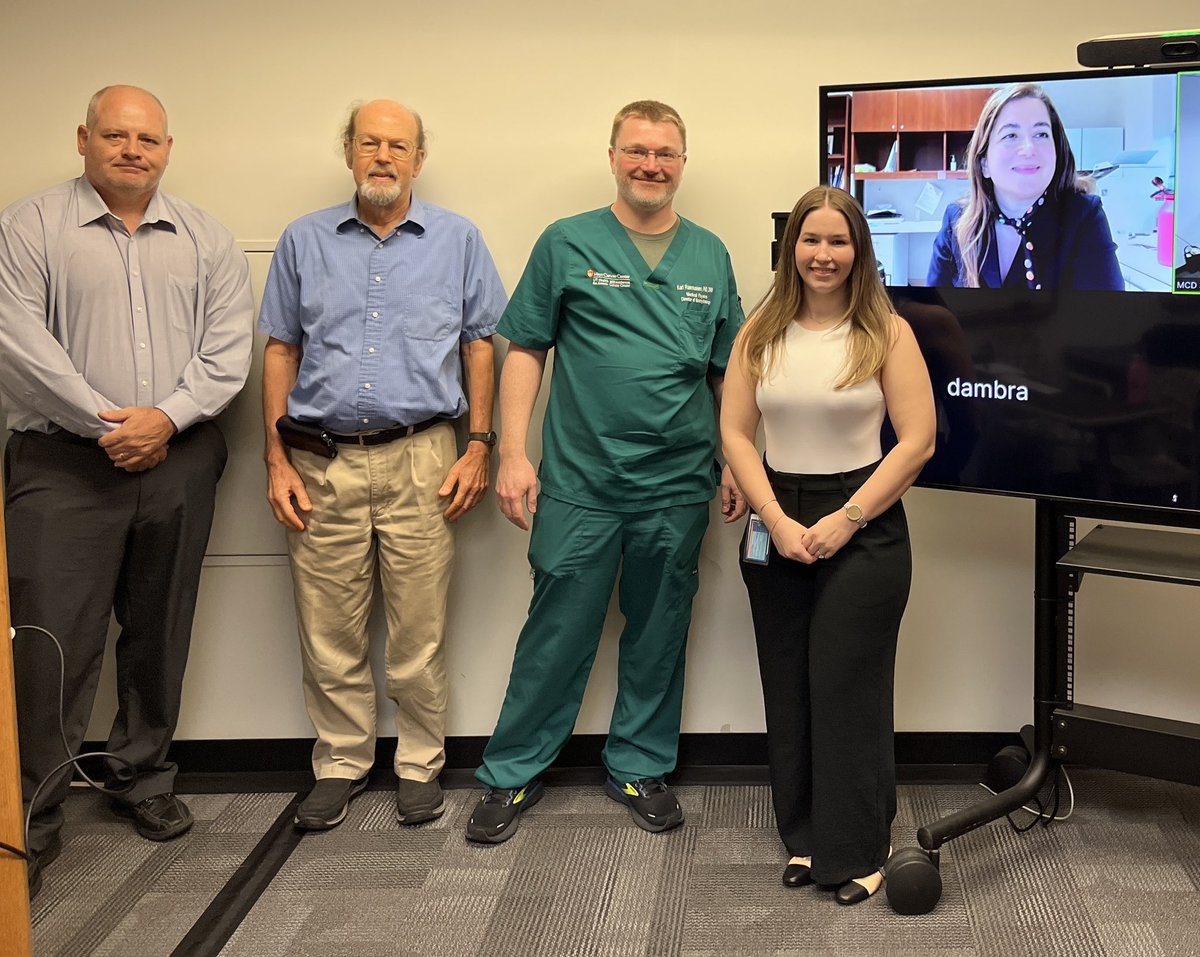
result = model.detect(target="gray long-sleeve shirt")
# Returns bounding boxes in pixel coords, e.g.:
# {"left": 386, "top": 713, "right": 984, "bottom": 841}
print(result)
{"left": 0, "top": 176, "right": 253, "bottom": 437}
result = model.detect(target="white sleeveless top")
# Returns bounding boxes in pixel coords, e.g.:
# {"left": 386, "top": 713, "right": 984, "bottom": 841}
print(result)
{"left": 755, "top": 319, "right": 885, "bottom": 474}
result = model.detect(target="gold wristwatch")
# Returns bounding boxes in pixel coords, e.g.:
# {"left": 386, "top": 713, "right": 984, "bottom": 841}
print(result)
{"left": 843, "top": 503, "right": 867, "bottom": 528}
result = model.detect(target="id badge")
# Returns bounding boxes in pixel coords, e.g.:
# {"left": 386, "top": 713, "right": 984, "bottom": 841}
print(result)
{"left": 743, "top": 513, "right": 770, "bottom": 565}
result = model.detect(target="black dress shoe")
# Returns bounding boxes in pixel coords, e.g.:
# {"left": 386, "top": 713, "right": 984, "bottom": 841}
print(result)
{"left": 836, "top": 872, "right": 883, "bottom": 905}
{"left": 26, "top": 832, "right": 63, "bottom": 901}
{"left": 115, "top": 792, "right": 194, "bottom": 841}
{"left": 28, "top": 858, "right": 43, "bottom": 902}
{"left": 782, "top": 860, "right": 812, "bottom": 887}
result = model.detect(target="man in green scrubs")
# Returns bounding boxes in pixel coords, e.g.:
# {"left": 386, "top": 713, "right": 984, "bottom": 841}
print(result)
{"left": 467, "top": 100, "right": 746, "bottom": 843}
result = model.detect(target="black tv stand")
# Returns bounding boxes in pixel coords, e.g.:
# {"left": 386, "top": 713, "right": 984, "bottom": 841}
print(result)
{"left": 885, "top": 498, "right": 1200, "bottom": 915}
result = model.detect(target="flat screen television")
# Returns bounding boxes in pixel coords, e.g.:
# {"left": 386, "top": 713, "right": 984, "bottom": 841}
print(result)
{"left": 812, "top": 66, "right": 1200, "bottom": 515}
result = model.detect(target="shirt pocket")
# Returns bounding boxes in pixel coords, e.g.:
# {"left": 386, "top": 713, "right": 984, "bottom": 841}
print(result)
{"left": 401, "top": 289, "right": 459, "bottom": 342}
{"left": 675, "top": 301, "right": 716, "bottom": 373}
{"left": 166, "top": 274, "right": 199, "bottom": 339}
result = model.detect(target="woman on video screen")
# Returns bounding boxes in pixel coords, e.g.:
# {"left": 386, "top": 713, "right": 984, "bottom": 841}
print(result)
{"left": 928, "top": 83, "right": 1124, "bottom": 290}
{"left": 722, "top": 187, "right": 935, "bottom": 905}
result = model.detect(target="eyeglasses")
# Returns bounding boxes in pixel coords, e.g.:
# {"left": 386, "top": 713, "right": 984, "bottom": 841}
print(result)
{"left": 616, "top": 146, "right": 685, "bottom": 165}
{"left": 350, "top": 135, "right": 420, "bottom": 160}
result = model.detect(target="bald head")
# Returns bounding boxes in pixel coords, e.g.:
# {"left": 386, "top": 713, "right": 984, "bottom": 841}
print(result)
{"left": 342, "top": 99, "right": 425, "bottom": 153}
{"left": 78, "top": 85, "right": 173, "bottom": 208}
{"left": 86, "top": 85, "right": 168, "bottom": 134}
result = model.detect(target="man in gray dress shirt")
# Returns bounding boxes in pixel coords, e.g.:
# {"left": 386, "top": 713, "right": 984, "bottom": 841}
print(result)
{"left": 0, "top": 85, "right": 254, "bottom": 899}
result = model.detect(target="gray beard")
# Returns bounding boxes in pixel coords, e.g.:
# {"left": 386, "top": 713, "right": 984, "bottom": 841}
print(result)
{"left": 619, "top": 178, "right": 675, "bottom": 214}
{"left": 358, "top": 178, "right": 403, "bottom": 207}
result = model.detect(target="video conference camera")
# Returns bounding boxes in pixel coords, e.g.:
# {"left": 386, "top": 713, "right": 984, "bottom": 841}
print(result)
{"left": 1078, "top": 29, "right": 1200, "bottom": 68}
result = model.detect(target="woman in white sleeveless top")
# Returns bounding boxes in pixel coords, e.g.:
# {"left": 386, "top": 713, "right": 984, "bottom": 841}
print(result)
{"left": 721, "top": 187, "right": 935, "bottom": 905}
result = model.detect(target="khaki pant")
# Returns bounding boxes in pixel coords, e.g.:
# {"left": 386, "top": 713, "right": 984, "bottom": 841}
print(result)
{"left": 287, "top": 422, "right": 456, "bottom": 781}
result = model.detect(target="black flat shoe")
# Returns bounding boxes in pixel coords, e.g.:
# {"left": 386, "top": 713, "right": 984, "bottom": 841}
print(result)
{"left": 835, "top": 872, "right": 883, "bottom": 905}
{"left": 782, "top": 860, "right": 812, "bottom": 887}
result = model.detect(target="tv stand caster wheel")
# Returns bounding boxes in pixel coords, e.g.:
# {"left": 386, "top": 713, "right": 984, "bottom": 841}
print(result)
{"left": 983, "top": 744, "right": 1032, "bottom": 793}
{"left": 885, "top": 847, "right": 942, "bottom": 914}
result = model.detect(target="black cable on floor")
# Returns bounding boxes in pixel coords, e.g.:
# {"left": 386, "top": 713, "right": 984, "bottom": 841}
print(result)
{"left": 168, "top": 794, "right": 305, "bottom": 957}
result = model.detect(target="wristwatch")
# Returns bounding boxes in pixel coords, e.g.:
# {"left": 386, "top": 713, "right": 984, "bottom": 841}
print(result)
{"left": 468, "top": 431, "right": 497, "bottom": 448}
{"left": 843, "top": 503, "right": 867, "bottom": 528}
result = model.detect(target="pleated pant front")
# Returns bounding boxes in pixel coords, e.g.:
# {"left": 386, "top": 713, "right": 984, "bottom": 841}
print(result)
{"left": 286, "top": 422, "right": 456, "bottom": 783}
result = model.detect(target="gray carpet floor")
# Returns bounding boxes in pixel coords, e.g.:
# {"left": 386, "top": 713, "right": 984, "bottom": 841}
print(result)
{"left": 29, "top": 770, "right": 1200, "bottom": 957}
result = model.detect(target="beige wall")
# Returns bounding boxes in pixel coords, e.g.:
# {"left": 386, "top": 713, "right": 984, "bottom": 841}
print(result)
{"left": 2, "top": 0, "right": 1197, "bottom": 743}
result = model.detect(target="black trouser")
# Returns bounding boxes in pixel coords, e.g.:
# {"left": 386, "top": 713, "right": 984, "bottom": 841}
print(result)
{"left": 4, "top": 423, "right": 226, "bottom": 854}
{"left": 740, "top": 460, "right": 910, "bottom": 886}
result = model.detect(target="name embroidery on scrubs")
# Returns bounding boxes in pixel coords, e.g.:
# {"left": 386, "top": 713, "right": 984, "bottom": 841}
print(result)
{"left": 587, "top": 268, "right": 631, "bottom": 288}
{"left": 677, "top": 283, "right": 713, "bottom": 305}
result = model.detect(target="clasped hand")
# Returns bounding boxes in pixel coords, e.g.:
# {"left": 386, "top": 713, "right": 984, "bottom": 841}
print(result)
{"left": 97, "top": 407, "right": 175, "bottom": 472}
{"left": 772, "top": 509, "right": 857, "bottom": 563}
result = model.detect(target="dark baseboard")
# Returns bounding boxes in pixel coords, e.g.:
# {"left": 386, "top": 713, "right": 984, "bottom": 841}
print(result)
{"left": 82, "top": 731, "right": 1019, "bottom": 793}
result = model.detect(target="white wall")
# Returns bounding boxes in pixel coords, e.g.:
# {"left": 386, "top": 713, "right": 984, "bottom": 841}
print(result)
{"left": 2, "top": 1, "right": 1197, "bottom": 744}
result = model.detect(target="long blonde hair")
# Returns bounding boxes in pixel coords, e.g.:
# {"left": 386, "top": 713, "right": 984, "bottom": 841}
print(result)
{"left": 955, "top": 83, "right": 1079, "bottom": 287}
{"left": 738, "top": 187, "right": 894, "bottom": 388}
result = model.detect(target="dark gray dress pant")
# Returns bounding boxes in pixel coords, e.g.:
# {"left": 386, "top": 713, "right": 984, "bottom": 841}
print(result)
{"left": 740, "top": 459, "right": 911, "bottom": 886}
{"left": 4, "top": 423, "right": 226, "bottom": 854}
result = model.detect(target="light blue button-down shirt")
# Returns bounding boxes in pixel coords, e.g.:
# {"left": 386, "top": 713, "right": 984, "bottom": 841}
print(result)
{"left": 259, "top": 196, "right": 506, "bottom": 433}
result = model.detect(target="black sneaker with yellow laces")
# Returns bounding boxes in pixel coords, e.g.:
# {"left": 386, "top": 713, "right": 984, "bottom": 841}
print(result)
{"left": 466, "top": 780, "right": 544, "bottom": 844}
{"left": 605, "top": 776, "right": 684, "bottom": 833}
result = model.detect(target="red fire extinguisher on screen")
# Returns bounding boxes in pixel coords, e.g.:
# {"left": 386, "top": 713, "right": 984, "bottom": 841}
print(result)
{"left": 1152, "top": 177, "right": 1174, "bottom": 269}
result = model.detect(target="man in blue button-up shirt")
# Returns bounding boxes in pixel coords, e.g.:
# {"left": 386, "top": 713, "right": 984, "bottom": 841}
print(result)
{"left": 259, "top": 99, "right": 507, "bottom": 831}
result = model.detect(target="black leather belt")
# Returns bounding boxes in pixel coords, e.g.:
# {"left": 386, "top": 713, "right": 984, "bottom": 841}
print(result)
{"left": 324, "top": 416, "right": 446, "bottom": 446}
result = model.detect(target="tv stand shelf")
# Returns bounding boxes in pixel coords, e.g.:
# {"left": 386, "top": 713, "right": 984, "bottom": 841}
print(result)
{"left": 1058, "top": 524, "right": 1200, "bottom": 586}
{"left": 887, "top": 500, "right": 1200, "bottom": 916}
{"left": 1050, "top": 520, "right": 1200, "bottom": 781}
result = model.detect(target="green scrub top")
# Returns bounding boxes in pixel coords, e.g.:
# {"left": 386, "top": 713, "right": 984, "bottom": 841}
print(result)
{"left": 498, "top": 207, "right": 744, "bottom": 512}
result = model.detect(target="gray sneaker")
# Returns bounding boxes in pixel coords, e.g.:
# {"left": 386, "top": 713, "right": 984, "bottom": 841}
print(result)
{"left": 294, "top": 775, "right": 369, "bottom": 831}
{"left": 396, "top": 777, "right": 445, "bottom": 824}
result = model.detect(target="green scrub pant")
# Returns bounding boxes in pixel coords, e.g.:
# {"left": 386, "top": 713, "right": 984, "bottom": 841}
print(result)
{"left": 477, "top": 493, "right": 710, "bottom": 788}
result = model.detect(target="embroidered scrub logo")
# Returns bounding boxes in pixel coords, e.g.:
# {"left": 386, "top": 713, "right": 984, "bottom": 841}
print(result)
{"left": 678, "top": 283, "right": 713, "bottom": 305}
{"left": 587, "top": 268, "right": 631, "bottom": 289}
